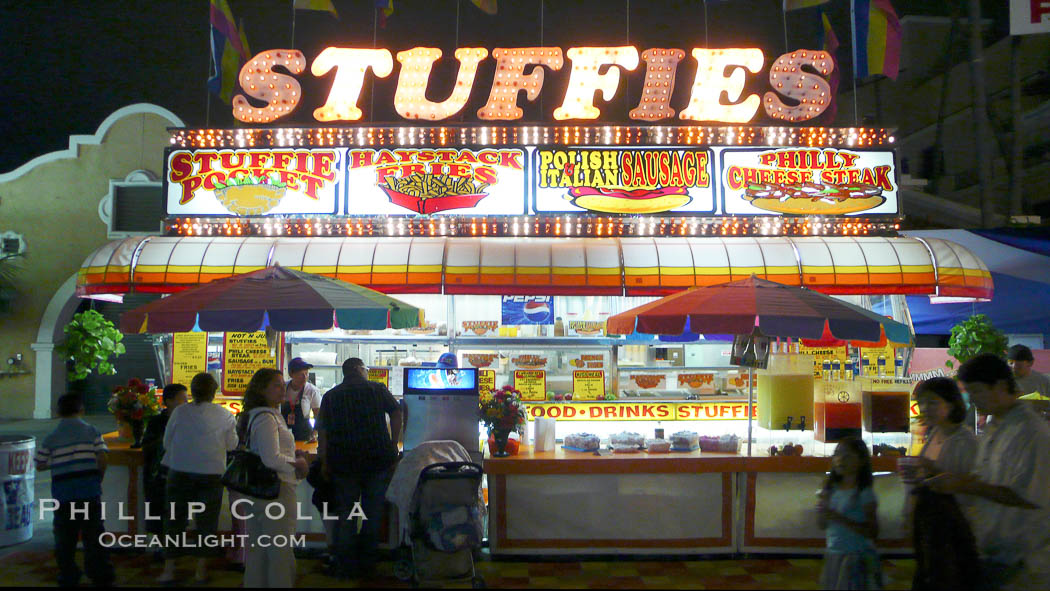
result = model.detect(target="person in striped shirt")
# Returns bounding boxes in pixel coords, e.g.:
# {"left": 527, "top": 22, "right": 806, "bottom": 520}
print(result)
{"left": 34, "top": 394, "right": 114, "bottom": 587}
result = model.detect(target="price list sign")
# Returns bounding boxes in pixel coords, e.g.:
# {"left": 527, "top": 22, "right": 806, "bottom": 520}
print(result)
{"left": 514, "top": 370, "right": 546, "bottom": 401}
{"left": 171, "top": 332, "right": 207, "bottom": 386}
{"left": 572, "top": 370, "right": 606, "bottom": 401}
{"left": 478, "top": 369, "right": 496, "bottom": 397}
{"left": 368, "top": 368, "right": 390, "bottom": 387}
{"left": 222, "top": 332, "right": 279, "bottom": 395}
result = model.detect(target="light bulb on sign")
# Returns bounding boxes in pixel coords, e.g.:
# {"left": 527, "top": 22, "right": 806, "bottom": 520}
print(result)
{"left": 629, "top": 48, "right": 684, "bottom": 121}
{"left": 394, "top": 48, "right": 488, "bottom": 120}
{"left": 233, "top": 50, "right": 306, "bottom": 123}
{"left": 680, "top": 48, "right": 763, "bottom": 123}
{"left": 311, "top": 48, "right": 393, "bottom": 121}
{"left": 763, "top": 50, "right": 833, "bottom": 122}
{"left": 553, "top": 47, "right": 639, "bottom": 120}
{"left": 478, "top": 48, "right": 563, "bottom": 120}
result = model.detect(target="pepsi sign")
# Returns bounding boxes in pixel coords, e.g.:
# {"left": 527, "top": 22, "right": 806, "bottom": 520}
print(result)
{"left": 501, "top": 296, "right": 554, "bottom": 326}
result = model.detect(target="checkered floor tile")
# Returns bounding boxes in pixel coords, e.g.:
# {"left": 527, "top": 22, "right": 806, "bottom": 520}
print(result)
{"left": 0, "top": 548, "right": 915, "bottom": 588}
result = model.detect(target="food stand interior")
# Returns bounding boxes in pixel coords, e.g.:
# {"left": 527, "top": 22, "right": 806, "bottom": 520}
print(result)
{"left": 75, "top": 121, "right": 996, "bottom": 555}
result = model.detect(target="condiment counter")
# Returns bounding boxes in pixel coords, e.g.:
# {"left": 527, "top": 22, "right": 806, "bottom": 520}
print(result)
{"left": 485, "top": 446, "right": 908, "bottom": 556}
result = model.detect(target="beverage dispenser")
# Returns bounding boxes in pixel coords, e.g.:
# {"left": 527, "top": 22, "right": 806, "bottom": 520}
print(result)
{"left": 814, "top": 369, "right": 862, "bottom": 442}
{"left": 757, "top": 351, "right": 815, "bottom": 431}
{"left": 862, "top": 377, "right": 913, "bottom": 433}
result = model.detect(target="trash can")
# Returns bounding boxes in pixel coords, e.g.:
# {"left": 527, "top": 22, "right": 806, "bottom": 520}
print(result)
{"left": 0, "top": 435, "right": 34, "bottom": 546}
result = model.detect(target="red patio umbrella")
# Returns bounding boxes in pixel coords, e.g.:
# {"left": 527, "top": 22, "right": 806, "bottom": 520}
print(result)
{"left": 606, "top": 276, "right": 912, "bottom": 345}
{"left": 120, "top": 265, "right": 423, "bottom": 334}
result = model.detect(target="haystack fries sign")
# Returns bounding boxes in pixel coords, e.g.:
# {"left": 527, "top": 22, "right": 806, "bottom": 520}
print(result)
{"left": 346, "top": 148, "right": 526, "bottom": 215}
{"left": 721, "top": 148, "right": 898, "bottom": 216}
{"left": 526, "top": 401, "right": 757, "bottom": 421}
{"left": 167, "top": 149, "right": 341, "bottom": 216}
{"left": 535, "top": 148, "right": 714, "bottom": 214}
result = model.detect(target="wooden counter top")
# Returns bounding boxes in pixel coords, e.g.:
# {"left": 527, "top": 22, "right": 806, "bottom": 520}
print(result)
{"left": 103, "top": 432, "right": 319, "bottom": 465}
{"left": 484, "top": 445, "right": 901, "bottom": 475}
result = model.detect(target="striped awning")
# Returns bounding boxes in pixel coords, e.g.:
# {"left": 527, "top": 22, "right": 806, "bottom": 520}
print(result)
{"left": 76, "top": 236, "right": 993, "bottom": 300}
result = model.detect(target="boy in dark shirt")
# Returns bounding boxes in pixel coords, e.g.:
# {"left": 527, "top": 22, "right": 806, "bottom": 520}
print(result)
{"left": 34, "top": 394, "right": 115, "bottom": 587}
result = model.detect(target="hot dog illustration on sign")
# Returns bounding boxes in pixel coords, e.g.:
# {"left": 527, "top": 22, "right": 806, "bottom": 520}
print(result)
{"left": 535, "top": 148, "right": 715, "bottom": 215}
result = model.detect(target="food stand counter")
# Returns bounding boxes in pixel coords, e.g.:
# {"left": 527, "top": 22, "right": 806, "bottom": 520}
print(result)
{"left": 485, "top": 447, "right": 907, "bottom": 556}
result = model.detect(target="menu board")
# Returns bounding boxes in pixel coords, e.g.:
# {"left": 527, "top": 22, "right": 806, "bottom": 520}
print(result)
{"left": 221, "top": 332, "right": 280, "bottom": 395}
{"left": 572, "top": 370, "right": 606, "bottom": 401}
{"left": 478, "top": 369, "right": 496, "bottom": 398}
{"left": 799, "top": 345, "right": 849, "bottom": 380}
{"left": 171, "top": 332, "right": 207, "bottom": 386}
{"left": 346, "top": 148, "right": 527, "bottom": 215}
{"left": 534, "top": 147, "right": 715, "bottom": 215}
{"left": 368, "top": 368, "right": 390, "bottom": 387}
{"left": 166, "top": 149, "right": 341, "bottom": 216}
{"left": 860, "top": 343, "right": 897, "bottom": 377}
{"left": 514, "top": 370, "right": 546, "bottom": 401}
{"left": 719, "top": 148, "right": 898, "bottom": 216}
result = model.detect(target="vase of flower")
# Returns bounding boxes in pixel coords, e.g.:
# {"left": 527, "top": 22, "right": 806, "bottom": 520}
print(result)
{"left": 117, "top": 420, "right": 134, "bottom": 443}
{"left": 480, "top": 385, "right": 526, "bottom": 458}
{"left": 109, "top": 378, "right": 162, "bottom": 446}
{"left": 491, "top": 428, "right": 512, "bottom": 457}
{"left": 130, "top": 419, "right": 145, "bottom": 448}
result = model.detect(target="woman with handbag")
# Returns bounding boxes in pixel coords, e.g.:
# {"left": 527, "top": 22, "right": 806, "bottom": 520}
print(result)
{"left": 237, "top": 368, "right": 309, "bottom": 588}
{"left": 158, "top": 373, "right": 238, "bottom": 585}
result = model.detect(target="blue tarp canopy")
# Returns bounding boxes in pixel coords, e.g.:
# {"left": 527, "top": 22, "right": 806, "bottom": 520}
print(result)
{"left": 902, "top": 229, "right": 1050, "bottom": 337}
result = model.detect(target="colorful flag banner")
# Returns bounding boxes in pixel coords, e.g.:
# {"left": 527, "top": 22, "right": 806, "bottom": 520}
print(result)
{"left": 376, "top": 0, "right": 394, "bottom": 27}
{"left": 854, "top": 0, "right": 901, "bottom": 80}
{"left": 294, "top": 0, "right": 338, "bottom": 18}
{"left": 470, "top": 0, "right": 498, "bottom": 14}
{"left": 784, "top": 0, "right": 830, "bottom": 10}
{"left": 208, "top": 0, "right": 251, "bottom": 104}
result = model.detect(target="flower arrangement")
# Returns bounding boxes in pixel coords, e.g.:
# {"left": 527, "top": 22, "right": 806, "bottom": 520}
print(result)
{"left": 479, "top": 385, "right": 526, "bottom": 432}
{"left": 107, "top": 378, "right": 161, "bottom": 423}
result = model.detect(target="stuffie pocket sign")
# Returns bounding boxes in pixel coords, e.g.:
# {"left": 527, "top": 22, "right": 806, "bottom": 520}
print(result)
{"left": 719, "top": 148, "right": 897, "bottom": 216}
{"left": 166, "top": 149, "right": 341, "bottom": 216}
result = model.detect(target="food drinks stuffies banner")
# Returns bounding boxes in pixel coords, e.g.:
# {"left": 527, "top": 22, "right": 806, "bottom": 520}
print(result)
{"left": 166, "top": 147, "right": 896, "bottom": 218}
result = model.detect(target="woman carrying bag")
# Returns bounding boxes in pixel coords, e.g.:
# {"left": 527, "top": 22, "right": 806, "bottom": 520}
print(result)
{"left": 236, "top": 368, "right": 309, "bottom": 588}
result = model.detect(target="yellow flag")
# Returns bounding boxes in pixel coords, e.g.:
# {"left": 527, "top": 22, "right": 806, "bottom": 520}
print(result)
{"left": 294, "top": 0, "right": 338, "bottom": 18}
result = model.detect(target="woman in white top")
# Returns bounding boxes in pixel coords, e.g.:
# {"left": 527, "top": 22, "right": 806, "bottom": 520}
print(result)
{"left": 158, "top": 372, "right": 238, "bottom": 584}
{"left": 238, "top": 368, "right": 309, "bottom": 588}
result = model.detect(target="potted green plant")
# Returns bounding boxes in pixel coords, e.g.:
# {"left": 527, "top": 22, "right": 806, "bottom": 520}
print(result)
{"left": 58, "top": 310, "right": 126, "bottom": 381}
{"left": 945, "top": 313, "right": 1008, "bottom": 370}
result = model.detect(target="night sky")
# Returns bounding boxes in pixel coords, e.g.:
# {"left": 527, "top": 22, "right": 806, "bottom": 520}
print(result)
{"left": 1, "top": 0, "right": 1006, "bottom": 174}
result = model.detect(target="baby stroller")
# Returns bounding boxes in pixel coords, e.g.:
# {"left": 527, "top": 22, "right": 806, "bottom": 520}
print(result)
{"left": 396, "top": 461, "right": 485, "bottom": 588}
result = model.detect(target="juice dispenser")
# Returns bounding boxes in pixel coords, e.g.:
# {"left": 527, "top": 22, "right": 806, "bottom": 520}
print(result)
{"left": 757, "top": 352, "right": 815, "bottom": 431}
{"left": 862, "top": 377, "right": 912, "bottom": 433}
{"left": 814, "top": 375, "right": 862, "bottom": 442}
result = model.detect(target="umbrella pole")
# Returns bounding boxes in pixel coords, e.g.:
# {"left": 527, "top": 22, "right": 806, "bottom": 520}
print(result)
{"left": 746, "top": 366, "right": 753, "bottom": 457}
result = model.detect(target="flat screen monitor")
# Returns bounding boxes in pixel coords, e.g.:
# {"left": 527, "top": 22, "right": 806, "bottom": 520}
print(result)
{"left": 403, "top": 367, "right": 478, "bottom": 395}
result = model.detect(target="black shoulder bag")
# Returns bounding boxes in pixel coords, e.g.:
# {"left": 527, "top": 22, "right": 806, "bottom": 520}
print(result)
{"left": 222, "top": 412, "right": 281, "bottom": 500}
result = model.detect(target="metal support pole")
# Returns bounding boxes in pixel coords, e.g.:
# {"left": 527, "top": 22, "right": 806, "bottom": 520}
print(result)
{"left": 746, "top": 366, "right": 753, "bottom": 457}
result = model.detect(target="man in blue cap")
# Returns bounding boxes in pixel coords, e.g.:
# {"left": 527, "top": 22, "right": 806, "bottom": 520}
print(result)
{"left": 436, "top": 352, "right": 458, "bottom": 368}
{"left": 282, "top": 357, "right": 323, "bottom": 441}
